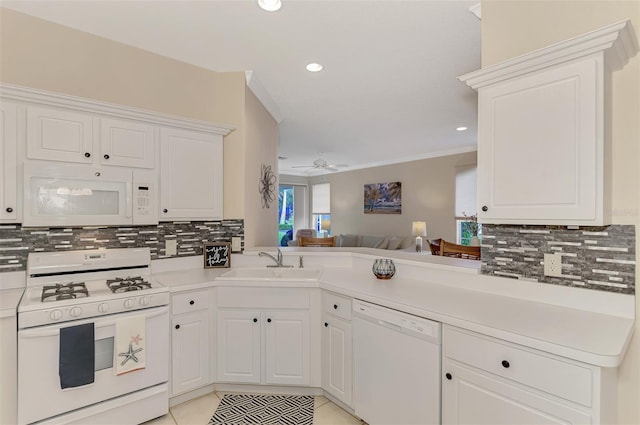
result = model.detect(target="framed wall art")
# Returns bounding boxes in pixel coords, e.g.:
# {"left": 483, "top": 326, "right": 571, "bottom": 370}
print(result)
{"left": 364, "top": 182, "right": 402, "bottom": 214}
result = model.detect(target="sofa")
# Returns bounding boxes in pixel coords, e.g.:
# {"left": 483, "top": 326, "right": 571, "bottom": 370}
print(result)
{"left": 334, "top": 234, "right": 414, "bottom": 250}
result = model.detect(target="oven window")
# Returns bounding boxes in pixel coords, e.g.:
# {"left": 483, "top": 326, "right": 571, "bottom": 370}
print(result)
{"left": 95, "top": 337, "right": 114, "bottom": 371}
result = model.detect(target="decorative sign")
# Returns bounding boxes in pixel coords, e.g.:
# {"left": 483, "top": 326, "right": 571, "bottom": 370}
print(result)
{"left": 203, "top": 243, "right": 231, "bottom": 269}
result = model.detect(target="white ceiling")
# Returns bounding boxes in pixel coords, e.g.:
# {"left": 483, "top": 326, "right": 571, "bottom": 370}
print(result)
{"left": 3, "top": 0, "right": 481, "bottom": 175}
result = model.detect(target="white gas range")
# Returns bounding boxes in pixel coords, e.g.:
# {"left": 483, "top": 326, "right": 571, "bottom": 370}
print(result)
{"left": 17, "top": 248, "right": 170, "bottom": 425}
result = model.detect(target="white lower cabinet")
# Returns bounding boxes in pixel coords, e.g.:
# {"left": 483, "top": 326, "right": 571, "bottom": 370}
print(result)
{"left": 321, "top": 292, "right": 353, "bottom": 407}
{"left": 442, "top": 325, "right": 615, "bottom": 424}
{"left": 171, "top": 289, "right": 212, "bottom": 397}
{"left": 215, "top": 287, "right": 314, "bottom": 386}
{"left": 1, "top": 314, "right": 17, "bottom": 425}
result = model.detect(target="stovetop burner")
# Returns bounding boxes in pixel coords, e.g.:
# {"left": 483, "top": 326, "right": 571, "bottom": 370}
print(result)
{"left": 106, "top": 276, "right": 152, "bottom": 293}
{"left": 41, "top": 282, "right": 89, "bottom": 302}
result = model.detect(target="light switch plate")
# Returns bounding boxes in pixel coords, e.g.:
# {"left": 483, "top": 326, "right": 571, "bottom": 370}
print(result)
{"left": 232, "top": 237, "right": 242, "bottom": 252}
{"left": 165, "top": 239, "right": 177, "bottom": 256}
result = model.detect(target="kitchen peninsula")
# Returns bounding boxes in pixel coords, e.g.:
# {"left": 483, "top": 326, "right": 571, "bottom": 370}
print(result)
{"left": 150, "top": 247, "right": 634, "bottom": 424}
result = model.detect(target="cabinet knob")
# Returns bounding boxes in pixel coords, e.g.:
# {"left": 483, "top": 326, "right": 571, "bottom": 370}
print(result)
{"left": 253, "top": 318, "right": 258, "bottom": 323}
{"left": 333, "top": 304, "right": 338, "bottom": 310}
{"left": 482, "top": 205, "right": 488, "bottom": 212}
{"left": 189, "top": 300, "right": 195, "bottom": 305}
{"left": 267, "top": 318, "right": 272, "bottom": 323}
{"left": 163, "top": 209, "right": 168, "bottom": 213}
{"left": 84, "top": 152, "right": 91, "bottom": 158}
{"left": 175, "top": 324, "right": 180, "bottom": 330}
{"left": 445, "top": 373, "right": 452, "bottom": 380}
{"left": 104, "top": 154, "right": 110, "bottom": 160}
{"left": 501, "top": 360, "right": 510, "bottom": 368}
{"left": 5, "top": 207, "right": 12, "bottom": 213}
{"left": 324, "top": 322, "right": 329, "bottom": 327}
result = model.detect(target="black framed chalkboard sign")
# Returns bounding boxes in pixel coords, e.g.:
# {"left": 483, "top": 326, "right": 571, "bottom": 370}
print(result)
{"left": 203, "top": 242, "right": 231, "bottom": 269}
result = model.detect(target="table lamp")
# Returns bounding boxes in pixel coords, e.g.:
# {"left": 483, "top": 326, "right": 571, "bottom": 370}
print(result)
{"left": 412, "top": 221, "right": 427, "bottom": 253}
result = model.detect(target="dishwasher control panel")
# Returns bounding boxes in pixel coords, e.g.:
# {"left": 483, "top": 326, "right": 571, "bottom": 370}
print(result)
{"left": 353, "top": 299, "right": 441, "bottom": 342}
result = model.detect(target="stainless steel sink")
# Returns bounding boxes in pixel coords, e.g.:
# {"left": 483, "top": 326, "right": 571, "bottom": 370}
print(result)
{"left": 218, "top": 267, "right": 322, "bottom": 281}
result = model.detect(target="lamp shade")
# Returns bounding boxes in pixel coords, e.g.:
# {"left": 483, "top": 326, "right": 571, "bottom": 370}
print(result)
{"left": 412, "top": 221, "right": 427, "bottom": 237}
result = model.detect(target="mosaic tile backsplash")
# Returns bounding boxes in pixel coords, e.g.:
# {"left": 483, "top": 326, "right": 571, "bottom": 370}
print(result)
{"left": 0, "top": 219, "right": 244, "bottom": 273}
{"left": 481, "top": 224, "right": 635, "bottom": 294}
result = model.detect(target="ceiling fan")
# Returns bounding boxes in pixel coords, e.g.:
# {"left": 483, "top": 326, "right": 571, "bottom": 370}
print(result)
{"left": 291, "top": 158, "right": 348, "bottom": 172}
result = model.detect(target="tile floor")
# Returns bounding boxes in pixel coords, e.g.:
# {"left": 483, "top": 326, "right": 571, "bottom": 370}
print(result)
{"left": 144, "top": 392, "right": 363, "bottom": 425}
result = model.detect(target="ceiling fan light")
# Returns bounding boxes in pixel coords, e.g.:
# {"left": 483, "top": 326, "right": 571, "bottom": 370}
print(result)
{"left": 258, "top": 0, "right": 281, "bottom": 12}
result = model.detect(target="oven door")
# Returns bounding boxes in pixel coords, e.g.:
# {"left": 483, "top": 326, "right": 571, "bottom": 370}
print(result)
{"left": 18, "top": 306, "right": 169, "bottom": 425}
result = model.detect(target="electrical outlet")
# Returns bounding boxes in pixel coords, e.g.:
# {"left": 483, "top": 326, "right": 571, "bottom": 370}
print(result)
{"left": 544, "top": 253, "right": 563, "bottom": 277}
{"left": 232, "top": 237, "right": 242, "bottom": 252}
{"left": 165, "top": 239, "right": 177, "bottom": 256}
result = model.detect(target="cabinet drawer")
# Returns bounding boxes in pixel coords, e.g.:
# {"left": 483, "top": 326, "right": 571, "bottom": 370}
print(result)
{"left": 323, "top": 292, "right": 352, "bottom": 320}
{"left": 444, "top": 326, "right": 593, "bottom": 407}
{"left": 172, "top": 289, "right": 210, "bottom": 315}
{"left": 217, "top": 287, "right": 309, "bottom": 309}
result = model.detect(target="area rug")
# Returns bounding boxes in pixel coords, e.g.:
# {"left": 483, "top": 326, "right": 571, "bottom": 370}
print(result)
{"left": 208, "top": 394, "right": 314, "bottom": 425}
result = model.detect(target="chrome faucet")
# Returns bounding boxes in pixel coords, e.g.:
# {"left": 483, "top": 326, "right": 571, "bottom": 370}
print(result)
{"left": 258, "top": 248, "right": 293, "bottom": 268}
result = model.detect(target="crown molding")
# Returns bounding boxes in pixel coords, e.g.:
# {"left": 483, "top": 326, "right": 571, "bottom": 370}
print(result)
{"left": 0, "top": 83, "right": 234, "bottom": 136}
{"left": 245, "top": 71, "right": 283, "bottom": 124}
{"left": 459, "top": 19, "right": 638, "bottom": 90}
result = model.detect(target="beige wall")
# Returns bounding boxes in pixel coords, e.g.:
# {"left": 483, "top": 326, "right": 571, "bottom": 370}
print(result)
{"left": 308, "top": 151, "right": 477, "bottom": 241}
{"left": 0, "top": 8, "right": 216, "bottom": 121}
{"left": 0, "top": 8, "right": 281, "bottom": 248}
{"left": 482, "top": 1, "right": 640, "bottom": 422}
{"left": 244, "top": 87, "right": 279, "bottom": 247}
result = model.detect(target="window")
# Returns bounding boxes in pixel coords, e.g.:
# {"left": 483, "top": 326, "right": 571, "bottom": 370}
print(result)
{"left": 455, "top": 166, "right": 480, "bottom": 246}
{"left": 312, "top": 183, "right": 331, "bottom": 237}
{"left": 278, "top": 184, "right": 308, "bottom": 246}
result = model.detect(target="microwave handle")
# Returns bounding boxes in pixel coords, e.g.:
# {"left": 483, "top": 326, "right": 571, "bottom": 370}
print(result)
{"left": 125, "top": 182, "right": 133, "bottom": 218}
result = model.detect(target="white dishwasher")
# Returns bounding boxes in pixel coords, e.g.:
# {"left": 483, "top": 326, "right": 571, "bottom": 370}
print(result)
{"left": 353, "top": 299, "right": 441, "bottom": 425}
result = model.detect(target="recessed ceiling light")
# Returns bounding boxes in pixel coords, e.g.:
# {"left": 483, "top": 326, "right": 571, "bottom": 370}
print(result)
{"left": 306, "top": 63, "right": 324, "bottom": 72}
{"left": 258, "top": 0, "right": 281, "bottom": 12}
{"left": 456, "top": 126, "right": 468, "bottom": 131}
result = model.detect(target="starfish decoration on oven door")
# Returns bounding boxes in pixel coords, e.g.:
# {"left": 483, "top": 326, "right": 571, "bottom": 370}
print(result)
{"left": 118, "top": 342, "right": 143, "bottom": 366}
{"left": 130, "top": 334, "right": 143, "bottom": 345}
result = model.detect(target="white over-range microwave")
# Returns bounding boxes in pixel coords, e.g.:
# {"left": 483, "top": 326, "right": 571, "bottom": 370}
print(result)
{"left": 23, "top": 163, "right": 158, "bottom": 227}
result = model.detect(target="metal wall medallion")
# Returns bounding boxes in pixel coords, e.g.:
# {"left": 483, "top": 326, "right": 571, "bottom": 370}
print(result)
{"left": 259, "top": 164, "right": 277, "bottom": 208}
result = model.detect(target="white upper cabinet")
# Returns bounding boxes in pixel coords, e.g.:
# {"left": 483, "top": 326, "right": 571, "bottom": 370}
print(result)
{"left": 0, "top": 102, "right": 18, "bottom": 222}
{"left": 100, "top": 117, "right": 156, "bottom": 168}
{"left": 459, "top": 20, "right": 638, "bottom": 225}
{"left": 160, "top": 127, "right": 223, "bottom": 220}
{"left": 26, "top": 107, "right": 156, "bottom": 168}
{"left": 27, "top": 106, "right": 94, "bottom": 164}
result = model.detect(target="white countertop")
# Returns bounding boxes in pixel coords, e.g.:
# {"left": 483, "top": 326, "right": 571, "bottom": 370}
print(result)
{"left": 151, "top": 252, "right": 634, "bottom": 368}
{"left": 0, "top": 288, "right": 24, "bottom": 319}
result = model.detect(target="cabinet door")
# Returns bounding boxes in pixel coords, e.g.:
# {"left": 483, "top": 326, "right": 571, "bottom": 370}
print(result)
{"left": 477, "top": 57, "right": 601, "bottom": 225}
{"left": 100, "top": 117, "right": 156, "bottom": 168}
{"left": 160, "top": 128, "right": 223, "bottom": 220}
{"left": 216, "top": 310, "right": 261, "bottom": 384}
{"left": 171, "top": 310, "right": 211, "bottom": 396}
{"left": 265, "top": 310, "right": 310, "bottom": 385}
{"left": 442, "top": 359, "right": 591, "bottom": 425}
{"left": 0, "top": 102, "right": 18, "bottom": 221}
{"left": 322, "top": 317, "right": 352, "bottom": 406}
{"left": 26, "top": 106, "right": 94, "bottom": 163}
